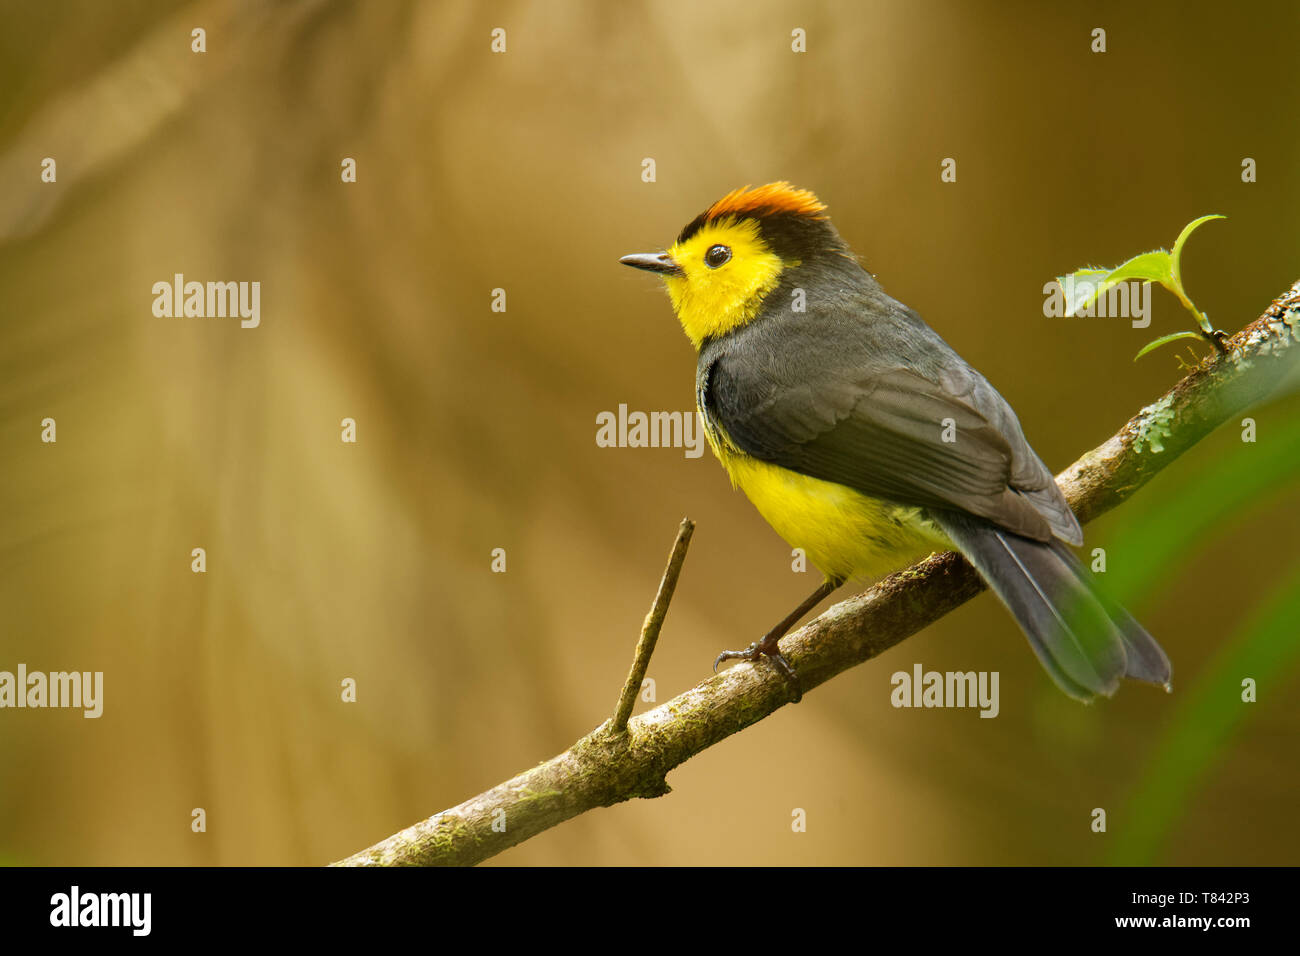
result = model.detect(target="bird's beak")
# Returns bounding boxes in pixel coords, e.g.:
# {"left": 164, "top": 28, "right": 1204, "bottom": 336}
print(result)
{"left": 619, "top": 252, "right": 684, "bottom": 277}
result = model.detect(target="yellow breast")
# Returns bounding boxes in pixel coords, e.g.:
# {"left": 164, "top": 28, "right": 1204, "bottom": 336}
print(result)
{"left": 707, "top": 429, "right": 951, "bottom": 583}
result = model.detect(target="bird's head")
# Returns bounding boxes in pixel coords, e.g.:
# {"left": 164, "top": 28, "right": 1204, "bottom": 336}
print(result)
{"left": 620, "top": 182, "right": 852, "bottom": 349}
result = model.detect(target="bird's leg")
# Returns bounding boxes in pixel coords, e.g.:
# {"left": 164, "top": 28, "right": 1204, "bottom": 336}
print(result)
{"left": 713, "top": 577, "right": 843, "bottom": 702}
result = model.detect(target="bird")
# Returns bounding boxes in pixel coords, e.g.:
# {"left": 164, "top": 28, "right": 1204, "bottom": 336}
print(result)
{"left": 619, "top": 182, "right": 1171, "bottom": 703}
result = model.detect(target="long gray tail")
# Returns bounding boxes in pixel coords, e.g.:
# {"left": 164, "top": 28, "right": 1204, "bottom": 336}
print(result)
{"left": 933, "top": 511, "right": 1171, "bottom": 700}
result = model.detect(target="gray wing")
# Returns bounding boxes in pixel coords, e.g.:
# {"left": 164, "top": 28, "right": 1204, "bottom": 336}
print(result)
{"left": 700, "top": 301, "right": 1081, "bottom": 545}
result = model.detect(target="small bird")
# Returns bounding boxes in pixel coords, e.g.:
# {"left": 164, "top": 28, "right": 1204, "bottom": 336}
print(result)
{"left": 620, "top": 182, "right": 1171, "bottom": 702}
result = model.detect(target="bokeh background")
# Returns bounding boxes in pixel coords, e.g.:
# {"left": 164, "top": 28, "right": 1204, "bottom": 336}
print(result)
{"left": 1, "top": 0, "right": 1297, "bottom": 866}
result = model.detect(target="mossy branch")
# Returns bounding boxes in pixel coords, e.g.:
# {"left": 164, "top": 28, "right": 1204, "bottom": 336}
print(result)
{"left": 334, "top": 280, "right": 1300, "bottom": 867}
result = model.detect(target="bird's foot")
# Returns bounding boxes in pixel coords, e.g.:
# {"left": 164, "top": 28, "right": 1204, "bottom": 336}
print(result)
{"left": 713, "top": 636, "right": 803, "bottom": 703}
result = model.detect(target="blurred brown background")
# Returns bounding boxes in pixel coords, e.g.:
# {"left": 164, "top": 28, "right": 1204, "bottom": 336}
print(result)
{"left": 1, "top": 0, "right": 1297, "bottom": 866}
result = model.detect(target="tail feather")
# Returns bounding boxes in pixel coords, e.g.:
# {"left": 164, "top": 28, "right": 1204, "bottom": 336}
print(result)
{"left": 933, "top": 511, "right": 1171, "bottom": 701}
{"left": 1076, "top": 569, "right": 1172, "bottom": 687}
{"left": 984, "top": 527, "right": 1125, "bottom": 698}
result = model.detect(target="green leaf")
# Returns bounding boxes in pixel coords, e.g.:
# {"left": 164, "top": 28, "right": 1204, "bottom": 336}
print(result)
{"left": 1102, "top": 249, "right": 1172, "bottom": 286}
{"left": 1170, "top": 213, "right": 1225, "bottom": 289}
{"left": 1058, "top": 253, "right": 1169, "bottom": 317}
{"left": 1054, "top": 268, "right": 1109, "bottom": 316}
{"left": 1055, "top": 215, "right": 1226, "bottom": 334}
{"left": 1134, "top": 330, "right": 1204, "bottom": 361}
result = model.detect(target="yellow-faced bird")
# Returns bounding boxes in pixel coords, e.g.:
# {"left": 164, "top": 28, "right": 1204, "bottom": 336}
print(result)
{"left": 620, "top": 182, "right": 1171, "bottom": 702}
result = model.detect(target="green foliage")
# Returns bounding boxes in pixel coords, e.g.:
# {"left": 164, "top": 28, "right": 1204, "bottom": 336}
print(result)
{"left": 1109, "top": 564, "right": 1300, "bottom": 864}
{"left": 1133, "top": 331, "right": 1205, "bottom": 361}
{"left": 1056, "top": 215, "right": 1225, "bottom": 360}
{"left": 1104, "top": 412, "right": 1300, "bottom": 604}
{"left": 1098, "top": 401, "right": 1300, "bottom": 863}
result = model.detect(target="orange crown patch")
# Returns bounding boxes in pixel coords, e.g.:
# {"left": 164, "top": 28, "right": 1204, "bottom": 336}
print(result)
{"left": 706, "top": 182, "right": 827, "bottom": 221}
{"left": 678, "top": 182, "right": 827, "bottom": 243}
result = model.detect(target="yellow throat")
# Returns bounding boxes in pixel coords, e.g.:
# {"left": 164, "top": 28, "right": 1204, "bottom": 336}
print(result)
{"left": 663, "top": 217, "right": 788, "bottom": 350}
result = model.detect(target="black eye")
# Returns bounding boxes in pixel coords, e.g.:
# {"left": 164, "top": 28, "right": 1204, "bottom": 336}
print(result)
{"left": 704, "top": 244, "right": 732, "bottom": 268}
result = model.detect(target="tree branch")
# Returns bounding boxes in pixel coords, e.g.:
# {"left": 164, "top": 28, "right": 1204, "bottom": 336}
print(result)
{"left": 334, "top": 280, "right": 1300, "bottom": 867}
{"left": 611, "top": 518, "right": 694, "bottom": 733}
